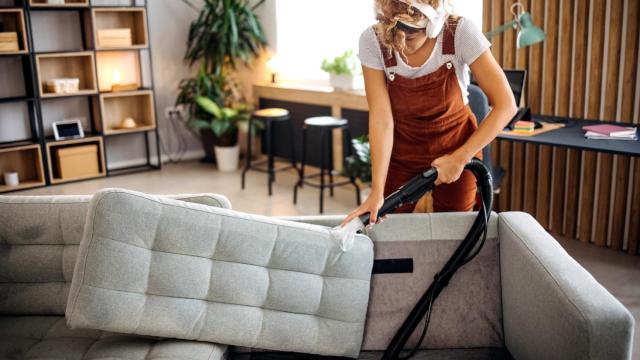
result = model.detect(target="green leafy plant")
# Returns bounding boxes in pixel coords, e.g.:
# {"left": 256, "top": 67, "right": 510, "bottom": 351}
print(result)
{"left": 177, "top": 0, "right": 267, "bottom": 117}
{"left": 181, "top": 0, "right": 267, "bottom": 77}
{"left": 343, "top": 135, "right": 371, "bottom": 184}
{"left": 321, "top": 50, "right": 358, "bottom": 76}
{"left": 190, "top": 96, "right": 250, "bottom": 147}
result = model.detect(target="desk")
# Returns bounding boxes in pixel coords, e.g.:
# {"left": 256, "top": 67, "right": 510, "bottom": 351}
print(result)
{"left": 498, "top": 116, "right": 640, "bottom": 157}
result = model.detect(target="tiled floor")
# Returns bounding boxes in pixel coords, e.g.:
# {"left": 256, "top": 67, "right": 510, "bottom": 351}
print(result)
{"left": 17, "top": 160, "right": 640, "bottom": 357}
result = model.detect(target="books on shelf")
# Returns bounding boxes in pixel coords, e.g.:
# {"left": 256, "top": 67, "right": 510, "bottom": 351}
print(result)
{"left": 582, "top": 124, "right": 638, "bottom": 140}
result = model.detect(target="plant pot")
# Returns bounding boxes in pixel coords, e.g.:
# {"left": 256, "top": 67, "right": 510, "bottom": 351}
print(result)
{"left": 200, "top": 128, "right": 216, "bottom": 163}
{"left": 214, "top": 144, "right": 240, "bottom": 172}
{"left": 330, "top": 74, "right": 355, "bottom": 91}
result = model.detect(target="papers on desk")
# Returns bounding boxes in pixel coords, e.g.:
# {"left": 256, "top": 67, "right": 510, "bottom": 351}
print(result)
{"left": 583, "top": 124, "right": 638, "bottom": 140}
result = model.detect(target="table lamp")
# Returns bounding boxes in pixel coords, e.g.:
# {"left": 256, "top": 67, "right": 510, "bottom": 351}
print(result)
{"left": 485, "top": 3, "right": 545, "bottom": 48}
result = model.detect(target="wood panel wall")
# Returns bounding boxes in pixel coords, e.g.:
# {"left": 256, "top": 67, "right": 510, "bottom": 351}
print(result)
{"left": 483, "top": 0, "right": 640, "bottom": 255}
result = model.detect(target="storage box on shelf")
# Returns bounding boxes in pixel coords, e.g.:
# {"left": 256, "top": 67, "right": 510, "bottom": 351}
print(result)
{"left": 0, "top": 144, "right": 45, "bottom": 193}
{"left": 46, "top": 136, "right": 105, "bottom": 184}
{"left": 96, "top": 90, "right": 155, "bottom": 135}
{"left": 0, "top": 9, "right": 28, "bottom": 54}
{"left": 29, "top": 0, "right": 89, "bottom": 7}
{"left": 92, "top": 8, "right": 148, "bottom": 50}
{"left": 36, "top": 52, "right": 97, "bottom": 98}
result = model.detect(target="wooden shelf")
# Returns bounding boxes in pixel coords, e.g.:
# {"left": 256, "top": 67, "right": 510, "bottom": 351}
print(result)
{"left": 0, "top": 144, "right": 45, "bottom": 193}
{"left": 36, "top": 51, "right": 98, "bottom": 97}
{"left": 45, "top": 136, "right": 106, "bottom": 184}
{"left": 29, "top": 0, "right": 89, "bottom": 7}
{"left": 0, "top": 9, "right": 29, "bottom": 54}
{"left": 97, "top": 89, "right": 155, "bottom": 135}
{"left": 92, "top": 8, "right": 148, "bottom": 50}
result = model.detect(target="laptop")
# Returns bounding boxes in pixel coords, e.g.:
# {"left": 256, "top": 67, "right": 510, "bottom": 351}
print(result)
{"left": 470, "top": 69, "right": 534, "bottom": 130}
{"left": 470, "top": 69, "right": 526, "bottom": 106}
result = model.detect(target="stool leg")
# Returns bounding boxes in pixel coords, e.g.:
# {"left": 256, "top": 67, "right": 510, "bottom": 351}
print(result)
{"left": 327, "top": 128, "right": 335, "bottom": 197}
{"left": 319, "top": 129, "right": 326, "bottom": 214}
{"left": 241, "top": 117, "right": 254, "bottom": 190}
{"left": 266, "top": 119, "right": 274, "bottom": 196}
{"left": 293, "top": 126, "right": 307, "bottom": 205}
{"left": 345, "top": 128, "right": 361, "bottom": 206}
{"left": 287, "top": 118, "right": 299, "bottom": 175}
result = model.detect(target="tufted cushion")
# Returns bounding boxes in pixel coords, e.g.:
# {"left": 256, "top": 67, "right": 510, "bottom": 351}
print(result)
{"left": 0, "top": 316, "right": 228, "bottom": 359}
{"left": 0, "top": 193, "right": 231, "bottom": 316}
{"left": 67, "top": 189, "right": 374, "bottom": 358}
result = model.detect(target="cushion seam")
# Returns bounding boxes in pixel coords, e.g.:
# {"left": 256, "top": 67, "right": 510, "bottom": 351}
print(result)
{"left": 95, "top": 230, "right": 370, "bottom": 281}
{"left": 79, "top": 283, "right": 364, "bottom": 325}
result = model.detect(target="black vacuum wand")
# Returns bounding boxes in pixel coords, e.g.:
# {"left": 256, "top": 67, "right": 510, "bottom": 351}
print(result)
{"left": 360, "top": 158, "right": 493, "bottom": 359}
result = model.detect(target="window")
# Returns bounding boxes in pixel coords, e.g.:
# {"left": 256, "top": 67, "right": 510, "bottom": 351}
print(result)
{"left": 272, "top": 0, "right": 484, "bottom": 85}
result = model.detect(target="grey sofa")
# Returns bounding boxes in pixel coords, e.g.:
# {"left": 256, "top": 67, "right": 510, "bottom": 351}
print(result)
{"left": 0, "top": 193, "right": 634, "bottom": 360}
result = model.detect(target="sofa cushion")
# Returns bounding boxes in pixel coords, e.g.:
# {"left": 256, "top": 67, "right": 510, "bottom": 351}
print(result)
{"left": 0, "top": 194, "right": 231, "bottom": 316}
{"left": 67, "top": 189, "right": 374, "bottom": 358}
{"left": 0, "top": 316, "right": 228, "bottom": 359}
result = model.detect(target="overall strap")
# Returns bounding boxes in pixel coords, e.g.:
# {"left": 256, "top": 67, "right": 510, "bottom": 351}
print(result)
{"left": 442, "top": 15, "right": 460, "bottom": 56}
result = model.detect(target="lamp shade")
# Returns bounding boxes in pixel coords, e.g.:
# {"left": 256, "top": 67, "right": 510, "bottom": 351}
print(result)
{"left": 517, "top": 12, "right": 545, "bottom": 48}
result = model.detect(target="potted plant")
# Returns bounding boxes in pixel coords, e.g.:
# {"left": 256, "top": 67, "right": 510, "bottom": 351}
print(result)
{"left": 177, "top": 0, "right": 267, "bottom": 161}
{"left": 191, "top": 96, "right": 250, "bottom": 171}
{"left": 321, "top": 50, "right": 358, "bottom": 91}
{"left": 343, "top": 135, "right": 372, "bottom": 197}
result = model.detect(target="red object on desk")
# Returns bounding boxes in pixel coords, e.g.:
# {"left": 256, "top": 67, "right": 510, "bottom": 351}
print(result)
{"left": 582, "top": 124, "right": 636, "bottom": 137}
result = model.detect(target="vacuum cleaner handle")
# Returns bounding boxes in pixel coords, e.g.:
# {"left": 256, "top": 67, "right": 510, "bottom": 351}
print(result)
{"left": 359, "top": 158, "right": 490, "bottom": 226}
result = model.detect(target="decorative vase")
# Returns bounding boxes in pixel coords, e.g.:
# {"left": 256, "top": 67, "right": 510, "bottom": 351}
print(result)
{"left": 329, "top": 74, "right": 355, "bottom": 91}
{"left": 3, "top": 172, "right": 19, "bottom": 187}
{"left": 214, "top": 145, "right": 240, "bottom": 172}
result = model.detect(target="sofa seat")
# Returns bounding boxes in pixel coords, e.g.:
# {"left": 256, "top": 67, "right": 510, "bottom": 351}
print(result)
{"left": 0, "top": 316, "right": 228, "bottom": 360}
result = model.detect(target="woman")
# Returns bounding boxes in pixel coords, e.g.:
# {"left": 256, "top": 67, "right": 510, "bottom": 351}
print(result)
{"left": 341, "top": 0, "right": 517, "bottom": 227}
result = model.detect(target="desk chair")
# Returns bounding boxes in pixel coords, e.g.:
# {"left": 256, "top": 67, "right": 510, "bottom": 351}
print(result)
{"left": 468, "top": 84, "right": 505, "bottom": 193}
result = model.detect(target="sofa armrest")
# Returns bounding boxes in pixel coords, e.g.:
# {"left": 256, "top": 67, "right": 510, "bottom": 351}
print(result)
{"left": 499, "top": 212, "right": 634, "bottom": 360}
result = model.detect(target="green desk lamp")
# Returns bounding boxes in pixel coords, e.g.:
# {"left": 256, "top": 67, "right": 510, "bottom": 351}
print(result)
{"left": 485, "top": 3, "right": 545, "bottom": 48}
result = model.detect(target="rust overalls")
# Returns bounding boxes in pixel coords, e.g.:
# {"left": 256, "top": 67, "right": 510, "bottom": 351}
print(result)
{"left": 380, "top": 16, "right": 481, "bottom": 213}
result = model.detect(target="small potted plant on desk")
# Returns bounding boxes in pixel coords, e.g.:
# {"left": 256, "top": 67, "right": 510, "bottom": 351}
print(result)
{"left": 343, "top": 135, "right": 372, "bottom": 198}
{"left": 191, "top": 96, "right": 250, "bottom": 172}
{"left": 322, "top": 50, "right": 359, "bottom": 91}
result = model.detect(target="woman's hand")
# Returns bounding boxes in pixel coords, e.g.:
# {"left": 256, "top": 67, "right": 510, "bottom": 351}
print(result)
{"left": 431, "top": 153, "right": 470, "bottom": 185}
{"left": 340, "top": 190, "right": 385, "bottom": 228}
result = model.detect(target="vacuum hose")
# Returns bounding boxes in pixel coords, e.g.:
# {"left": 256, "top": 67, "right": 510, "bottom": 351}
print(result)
{"left": 360, "top": 158, "right": 493, "bottom": 359}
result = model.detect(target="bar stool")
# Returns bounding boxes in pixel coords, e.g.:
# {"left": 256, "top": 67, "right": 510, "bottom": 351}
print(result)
{"left": 241, "top": 108, "right": 298, "bottom": 196}
{"left": 293, "top": 116, "right": 361, "bottom": 213}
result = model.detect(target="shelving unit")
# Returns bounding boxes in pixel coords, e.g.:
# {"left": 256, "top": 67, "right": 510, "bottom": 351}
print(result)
{"left": 36, "top": 51, "right": 98, "bottom": 97}
{"left": 0, "top": 0, "right": 160, "bottom": 194}
{"left": 0, "top": 144, "right": 45, "bottom": 193}
{"left": 45, "top": 136, "right": 105, "bottom": 184}
{"left": 0, "top": 9, "right": 28, "bottom": 54}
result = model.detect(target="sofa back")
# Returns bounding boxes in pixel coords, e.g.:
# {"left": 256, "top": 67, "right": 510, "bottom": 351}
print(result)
{"left": 0, "top": 193, "right": 231, "bottom": 316}
{"left": 283, "top": 212, "right": 504, "bottom": 350}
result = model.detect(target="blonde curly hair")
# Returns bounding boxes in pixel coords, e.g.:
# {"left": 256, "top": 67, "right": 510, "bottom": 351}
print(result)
{"left": 374, "top": 0, "right": 448, "bottom": 58}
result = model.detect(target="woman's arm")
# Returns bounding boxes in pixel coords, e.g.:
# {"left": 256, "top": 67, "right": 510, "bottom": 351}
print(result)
{"left": 340, "top": 65, "right": 394, "bottom": 226}
{"left": 432, "top": 50, "right": 518, "bottom": 184}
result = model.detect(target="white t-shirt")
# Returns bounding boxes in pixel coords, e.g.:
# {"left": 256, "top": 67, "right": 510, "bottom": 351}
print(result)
{"left": 357, "top": 17, "right": 491, "bottom": 104}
